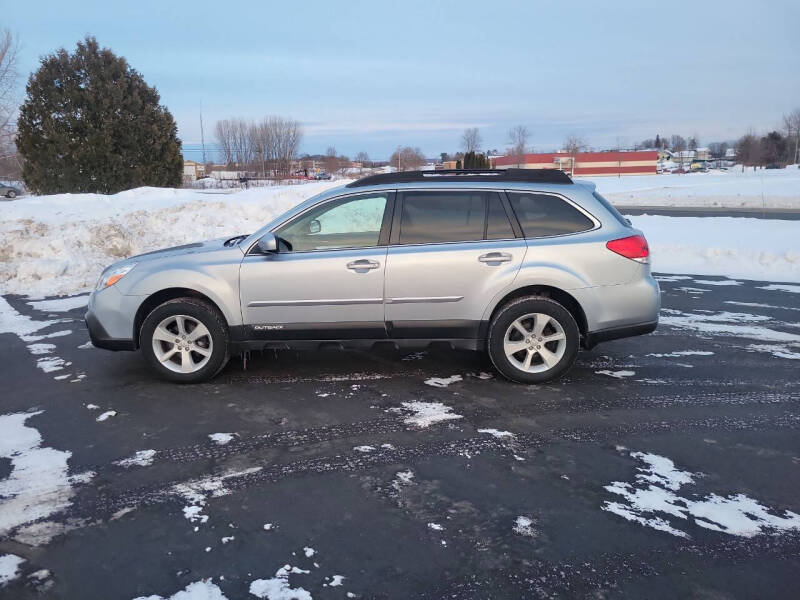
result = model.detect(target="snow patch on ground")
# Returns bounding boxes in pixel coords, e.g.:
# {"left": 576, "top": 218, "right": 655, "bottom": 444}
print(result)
{"left": 133, "top": 579, "right": 228, "bottom": 600}
{"left": 96, "top": 410, "right": 117, "bottom": 422}
{"left": 692, "top": 279, "right": 742, "bottom": 286}
{"left": 758, "top": 284, "right": 800, "bottom": 294}
{"left": 353, "top": 445, "right": 375, "bottom": 453}
{"left": 603, "top": 450, "right": 800, "bottom": 538}
{"left": 174, "top": 466, "right": 262, "bottom": 528}
{"left": 249, "top": 565, "right": 312, "bottom": 600}
{"left": 27, "top": 295, "right": 89, "bottom": 312}
{"left": 513, "top": 516, "right": 536, "bottom": 537}
{"left": 115, "top": 449, "right": 157, "bottom": 468}
{"left": 0, "top": 411, "right": 94, "bottom": 545}
{"left": 393, "top": 401, "right": 463, "bottom": 428}
{"left": 596, "top": 370, "right": 636, "bottom": 379}
{"left": 646, "top": 350, "right": 714, "bottom": 358}
{"left": 660, "top": 310, "right": 800, "bottom": 359}
{"left": 0, "top": 554, "right": 25, "bottom": 587}
{"left": 424, "top": 375, "right": 463, "bottom": 388}
{"left": 477, "top": 428, "right": 515, "bottom": 439}
{"left": 208, "top": 433, "right": 235, "bottom": 445}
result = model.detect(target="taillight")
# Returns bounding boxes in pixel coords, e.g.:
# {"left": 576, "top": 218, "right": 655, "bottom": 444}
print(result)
{"left": 606, "top": 235, "right": 650, "bottom": 263}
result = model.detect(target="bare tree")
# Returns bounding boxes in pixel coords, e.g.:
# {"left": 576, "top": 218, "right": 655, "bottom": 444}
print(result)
{"left": 355, "top": 151, "right": 369, "bottom": 173}
{"left": 214, "top": 119, "right": 236, "bottom": 167}
{"left": 461, "top": 127, "right": 482, "bottom": 154}
{"left": 324, "top": 146, "right": 338, "bottom": 174}
{"left": 390, "top": 146, "right": 426, "bottom": 171}
{"left": 562, "top": 134, "right": 586, "bottom": 176}
{"left": 783, "top": 108, "right": 800, "bottom": 165}
{"left": 0, "top": 29, "right": 21, "bottom": 181}
{"left": 507, "top": 125, "right": 529, "bottom": 167}
{"left": 271, "top": 116, "right": 302, "bottom": 178}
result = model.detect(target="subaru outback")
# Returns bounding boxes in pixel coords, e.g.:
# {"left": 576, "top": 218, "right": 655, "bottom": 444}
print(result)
{"left": 86, "top": 169, "right": 659, "bottom": 383}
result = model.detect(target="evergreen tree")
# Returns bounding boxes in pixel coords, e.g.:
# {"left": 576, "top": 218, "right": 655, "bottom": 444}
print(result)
{"left": 655, "top": 134, "right": 661, "bottom": 149}
{"left": 17, "top": 36, "right": 183, "bottom": 194}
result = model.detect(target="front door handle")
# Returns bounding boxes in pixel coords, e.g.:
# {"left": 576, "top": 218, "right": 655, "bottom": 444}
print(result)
{"left": 478, "top": 252, "right": 512, "bottom": 264}
{"left": 346, "top": 259, "right": 381, "bottom": 271}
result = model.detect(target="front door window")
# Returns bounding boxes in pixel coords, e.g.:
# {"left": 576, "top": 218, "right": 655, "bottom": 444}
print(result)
{"left": 276, "top": 193, "right": 388, "bottom": 252}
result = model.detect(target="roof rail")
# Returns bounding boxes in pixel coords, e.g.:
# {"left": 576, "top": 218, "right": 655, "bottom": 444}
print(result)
{"left": 345, "top": 168, "right": 573, "bottom": 188}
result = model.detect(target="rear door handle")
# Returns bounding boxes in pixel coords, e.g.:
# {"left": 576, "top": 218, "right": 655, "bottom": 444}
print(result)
{"left": 478, "top": 252, "right": 512, "bottom": 264}
{"left": 346, "top": 259, "right": 380, "bottom": 271}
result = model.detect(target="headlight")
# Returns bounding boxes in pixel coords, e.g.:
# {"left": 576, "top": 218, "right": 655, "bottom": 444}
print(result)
{"left": 96, "top": 263, "right": 136, "bottom": 289}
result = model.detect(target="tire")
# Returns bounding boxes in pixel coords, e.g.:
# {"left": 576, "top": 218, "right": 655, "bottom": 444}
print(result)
{"left": 6, "top": 191, "right": 16, "bottom": 199}
{"left": 487, "top": 296, "right": 579, "bottom": 384}
{"left": 140, "top": 297, "right": 230, "bottom": 383}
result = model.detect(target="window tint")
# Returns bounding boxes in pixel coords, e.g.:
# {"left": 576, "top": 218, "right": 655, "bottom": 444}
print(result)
{"left": 399, "top": 191, "right": 485, "bottom": 244}
{"left": 276, "top": 193, "right": 387, "bottom": 251}
{"left": 486, "top": 194, "right": 515, "bottom": 239}
{"left": 592, "top": 190, "right": 631, "bottom": 227}
{"left": 507, "top": 192, "right": 594, "bottom": 238}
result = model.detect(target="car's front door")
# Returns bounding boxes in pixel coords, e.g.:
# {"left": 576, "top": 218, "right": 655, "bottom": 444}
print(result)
{"left": 239, "top": 191, "right": 394, "bottom": 340}
{"left": 384, "top": 190, "right": 526, "bottom": 339}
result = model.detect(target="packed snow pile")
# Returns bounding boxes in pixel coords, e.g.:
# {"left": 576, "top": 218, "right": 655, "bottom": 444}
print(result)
{"left": 591, "top": 168, "right": 800, "bottom": 208}
{"left": 0, "top": 181, "right": 342, "bottom": 297}
{"left": 629, "top": 215, "right": 800, "bottom": 283}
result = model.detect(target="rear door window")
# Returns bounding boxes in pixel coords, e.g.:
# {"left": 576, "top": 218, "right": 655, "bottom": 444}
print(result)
{"left": 398, "top": 191, "right": 486, "bottom": 244}
{"left": 507, "top": 192, "right": 594, "bottom": 238}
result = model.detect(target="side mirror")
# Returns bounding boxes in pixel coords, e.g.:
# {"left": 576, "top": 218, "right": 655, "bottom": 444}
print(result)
{"left": 256, "top": 233, "right": 278, "bottom": 254}
{"left": 308, "top": 219, "right": 321, "bottom": 234}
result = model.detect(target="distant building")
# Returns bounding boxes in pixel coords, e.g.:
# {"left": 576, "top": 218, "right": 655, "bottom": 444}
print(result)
{"left": 492, "top": 150, "right": 658, "bottom": 176}
{"left": 183, "top": 160, "right": 205, "bottom": 181}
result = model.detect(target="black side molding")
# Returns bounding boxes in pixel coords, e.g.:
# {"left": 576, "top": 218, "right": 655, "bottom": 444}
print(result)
{"left": 582, "top": 320, "right": 658, "bottom": 350}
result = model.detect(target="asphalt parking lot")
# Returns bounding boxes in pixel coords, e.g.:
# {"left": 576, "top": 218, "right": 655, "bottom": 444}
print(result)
{"left": 1, "top": 275, "right": 799, "bottom": 599}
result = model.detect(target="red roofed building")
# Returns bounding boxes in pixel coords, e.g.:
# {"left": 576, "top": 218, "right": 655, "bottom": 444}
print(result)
{"left": 492, "top": 150, "right": 658, "bottom": 176}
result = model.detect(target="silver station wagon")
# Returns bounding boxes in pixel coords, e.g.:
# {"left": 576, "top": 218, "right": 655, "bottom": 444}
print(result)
{"left": 86, "top": 169, "right": 660, "bottom": 383}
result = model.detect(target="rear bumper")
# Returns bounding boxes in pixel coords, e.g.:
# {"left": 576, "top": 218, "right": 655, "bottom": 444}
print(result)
{"left": 85, "top": 310, "right": 136, "bottom": 351}
{"left": 582, "top": 319, "right": 658, "bottom": 350}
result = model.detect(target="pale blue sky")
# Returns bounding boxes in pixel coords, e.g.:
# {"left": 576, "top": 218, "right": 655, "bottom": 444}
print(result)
{"left": 6, "top": 0, "right": 800, "bottom": 159}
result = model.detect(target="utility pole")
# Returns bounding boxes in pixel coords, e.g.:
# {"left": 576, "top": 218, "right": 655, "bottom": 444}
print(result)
{"left": 199, "top": 102, "right": 207, "bottom": 167}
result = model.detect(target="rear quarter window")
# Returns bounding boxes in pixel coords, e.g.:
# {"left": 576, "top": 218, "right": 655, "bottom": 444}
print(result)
{"left": 507, "top": 192, "right": 594, "bottom": 238}
{"left": 591, "top": 190, "right": 632, "bottom": 228}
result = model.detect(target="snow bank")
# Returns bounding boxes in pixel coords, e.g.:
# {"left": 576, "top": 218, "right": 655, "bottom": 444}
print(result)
{"left": 591, "top": 168, "right": 800, "bottom": 208}
{"left": 0, "top": 181, "right": 342, "bottom": 297}
{"left": 632, "top": 215, "right": 800, "bottom": 283}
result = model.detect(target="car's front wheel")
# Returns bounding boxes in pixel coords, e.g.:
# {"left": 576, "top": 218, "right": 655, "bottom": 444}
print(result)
{"left": 487, "top": 296, "right": 579, "bottom": 384}
{"left": 6, "top": 190, "right": 16, "bottom": 199}
{"left": 140, "top": 298, "right": 230, "bottom": 383}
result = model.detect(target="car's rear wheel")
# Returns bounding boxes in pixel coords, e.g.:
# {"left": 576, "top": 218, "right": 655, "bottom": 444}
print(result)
{"left": 140, "top": 298, "right": 229, "bottom": 383}
{"left": 487, "top": 296, "right": 579, "bottom": 384}
{"left": 6, "top": 190, "right": 16, "bottom": 199}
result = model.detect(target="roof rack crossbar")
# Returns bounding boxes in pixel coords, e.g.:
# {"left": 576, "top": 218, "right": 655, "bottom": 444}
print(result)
{"left": 346, "top": 168, "right": 573, "bottom": 188}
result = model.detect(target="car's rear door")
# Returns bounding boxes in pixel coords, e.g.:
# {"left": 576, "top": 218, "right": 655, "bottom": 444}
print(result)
{"left": 239, "top": 191, "right": 394, "bottom": 340}
{"left": 384, "top": 189, "right": 526, "bottom": 339}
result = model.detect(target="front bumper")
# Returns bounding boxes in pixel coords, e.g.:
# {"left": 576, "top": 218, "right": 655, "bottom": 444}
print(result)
{"left": 85, "top": 310, "right": 136, "bottom": 351}
{"left": 85, "top": 286, "right": 141, "bottom": 351}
